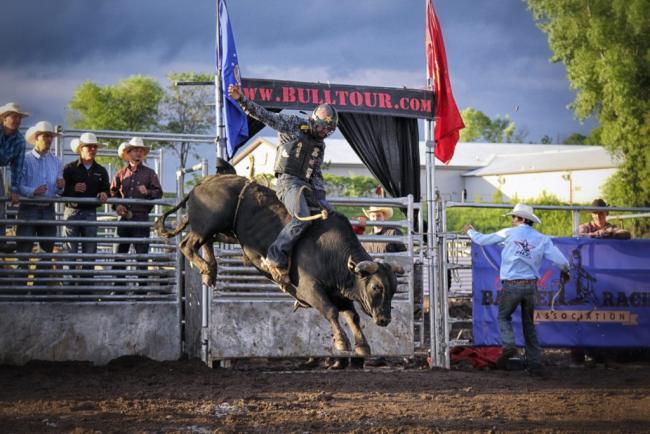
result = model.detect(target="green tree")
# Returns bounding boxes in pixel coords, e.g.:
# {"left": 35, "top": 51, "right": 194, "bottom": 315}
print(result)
{"left": 562, "top": 132, "right": 589, "bottom": 145}
{"left": 68, "top": 75, "right": 164, "bottom": 132}
{"left": 159, "top": 72, "right": 215, "bottom": 169}
{"left": 528, "top": 0, "right": 650, "bottom": 209}
{"left": 459, "top": 107, "right": 527, "bottom": 143}
{"left": 540, "top": 134, "right": 553, "bottom": 144}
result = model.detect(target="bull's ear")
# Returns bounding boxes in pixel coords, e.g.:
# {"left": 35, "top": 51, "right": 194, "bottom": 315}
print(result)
{"left": 389, "top": 262, "right": 405, "bottom": 275}
{"left": 347, "top": 256, "right": 356, "bottom": 273}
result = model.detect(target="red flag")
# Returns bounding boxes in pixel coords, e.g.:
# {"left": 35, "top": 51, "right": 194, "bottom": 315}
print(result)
{"left": 426, "top": 0, "right": 464, "bottom": 163}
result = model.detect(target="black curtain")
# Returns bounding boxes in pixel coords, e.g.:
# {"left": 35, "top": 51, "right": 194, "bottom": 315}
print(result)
{"left": 338, "top": 113, "right": 420, "bottom": 201}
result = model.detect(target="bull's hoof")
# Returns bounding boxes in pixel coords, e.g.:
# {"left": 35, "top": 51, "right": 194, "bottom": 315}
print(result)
{"left": 354, "top": 344, "right": 371, "bottom": 357}
{"left": 333, "top": 335, "right": 351, "bottom": 352}
{"left": 292, "top": 300, "right": 310, "bottom": 311}
{"left": 201, "top": 273, "right": 216, "bottom": 288}
{"left": 327, "top": 358, "right": 347, "bottom": 370}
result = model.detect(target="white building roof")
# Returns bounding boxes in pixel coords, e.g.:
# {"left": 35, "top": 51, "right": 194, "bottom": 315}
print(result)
{"left": 463, "top": 146, "right": 619, "bottom": 176}
{"left": 240, "top": 136, "right": 600, "bottom": 171}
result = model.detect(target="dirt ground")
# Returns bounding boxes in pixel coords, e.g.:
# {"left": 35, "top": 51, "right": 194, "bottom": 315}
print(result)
{"left": 1, "top": 355, "right": 649, "bottom": 433}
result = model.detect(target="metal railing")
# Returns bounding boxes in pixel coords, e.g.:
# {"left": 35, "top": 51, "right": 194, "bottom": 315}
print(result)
{"left": 0, "top": 196, "right": 178, "bottom": 302}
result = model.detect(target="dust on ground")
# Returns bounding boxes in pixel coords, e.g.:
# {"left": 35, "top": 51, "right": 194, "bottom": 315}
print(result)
{"left": 1, "top": 355, "right": 649, "bottom": 433}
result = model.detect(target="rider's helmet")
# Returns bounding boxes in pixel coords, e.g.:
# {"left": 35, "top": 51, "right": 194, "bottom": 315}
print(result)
{"left": 309, "top": 104, "right": 338, "bottom": 138}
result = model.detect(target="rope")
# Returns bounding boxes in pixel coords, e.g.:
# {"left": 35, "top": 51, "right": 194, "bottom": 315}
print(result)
{"left": 479, "top": 245, "right": 500, "bottom": 272}
{"left": 292, "top": 185, "right": 328, "bottom": 222}
{"left": 551, "top": 279, "right": 563, "bottom": 311}
{"left": 294, "top": 209, "right": 328, "bottom": 222}
{"left": 231, "top": 180, "right": 256, "bottom": 230}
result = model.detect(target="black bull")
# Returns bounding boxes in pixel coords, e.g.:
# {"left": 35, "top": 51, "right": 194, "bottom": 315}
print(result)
{"left": 154, "top": 174, "right": 405, "bottom": 355}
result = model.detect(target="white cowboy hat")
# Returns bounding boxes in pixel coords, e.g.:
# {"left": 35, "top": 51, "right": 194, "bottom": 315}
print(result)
{"left": 25, "top": 121, "right": 60, "bottom": 145}
{"left": 71, "top": 132, "right": 107, "bottom": 154}
{"left": 118, "top": 136, "right": 150, "bottom": 160}
{"left": 0, "top": 102, "right": 30, "bottom": 118}
{"left": 363, "top": 206, "right": 394, "bottom": 219}
{"left": 504, "top": 203, "right": 541, "bottom": 224}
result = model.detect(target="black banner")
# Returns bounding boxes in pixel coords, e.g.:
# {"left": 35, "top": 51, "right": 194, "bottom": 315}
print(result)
{"left": 240, "top": 77, "right": 434, "bottom": 119}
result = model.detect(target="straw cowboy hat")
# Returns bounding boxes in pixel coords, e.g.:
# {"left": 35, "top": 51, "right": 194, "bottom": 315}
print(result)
{"left": 71, "top": 132, "right": 107, "bottom": 154}
{"left": 117, "top": 136, "right": 150, "bottom": 160}
{"left": 504, "top": 203, "right": 541, "bottom": 224}
{"left": 0, "top": 102, "right": 30, "bottom": 118}
{"left": 25, "top": 121, "right": 60, "bottom": 145}
{"left": 363, "top": 206, "right": 394, "bottom": 219}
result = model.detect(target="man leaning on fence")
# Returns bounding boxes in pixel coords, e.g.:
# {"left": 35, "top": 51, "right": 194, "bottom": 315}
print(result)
{"left": 16, "top": 121, "right": 64, "bottom": 284}
{"left": 0, "top": 102, "right": 30, "bottom": 253}
{"left": 464, "top": 204, "right": 570, "bottom": 377}
{"left": 110, "top": 137, "right": 162, "bottom": 288}
{"left": 62, "top": 133, "right": 110, "bottom": 286}
{"left": 579, "top": 198, "right": 631, "bottom": 240}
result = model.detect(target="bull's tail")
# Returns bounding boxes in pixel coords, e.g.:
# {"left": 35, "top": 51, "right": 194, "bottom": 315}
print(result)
{"left": 154, "top": 194, "right": 191, "bottom": 238}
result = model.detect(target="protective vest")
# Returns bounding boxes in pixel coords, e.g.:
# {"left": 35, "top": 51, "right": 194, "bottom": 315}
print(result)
{"left": 274, "top": 128, "right": 324, "bottom": 181}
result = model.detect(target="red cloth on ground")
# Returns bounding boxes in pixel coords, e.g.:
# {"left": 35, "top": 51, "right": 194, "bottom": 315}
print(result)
{"left": 450, "top": 346, "right": 502, "bottom": 369}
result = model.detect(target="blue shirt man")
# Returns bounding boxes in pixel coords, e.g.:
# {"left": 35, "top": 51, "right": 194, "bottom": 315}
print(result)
{"left": 464, "top": 203, "right": 569, "bottom": 376}
{"left": 16, "top": 121, "right": 64, "bottom": 266}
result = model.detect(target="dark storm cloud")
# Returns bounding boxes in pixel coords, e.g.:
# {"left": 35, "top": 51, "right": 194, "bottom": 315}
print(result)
{"left": 1, "top": 0, "right": 593, "bottom": 143}
{"left": 1, "top": 0, "right": 213, "bottom": 66}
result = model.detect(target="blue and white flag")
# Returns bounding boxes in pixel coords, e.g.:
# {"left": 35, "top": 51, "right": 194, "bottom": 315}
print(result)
{"left": 218, "top": 0, "right": 248, "bottom": 158}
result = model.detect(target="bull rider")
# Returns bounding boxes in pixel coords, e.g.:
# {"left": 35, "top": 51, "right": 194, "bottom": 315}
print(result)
{"left": 228, "top": 84, "right": 338, "bottom": 286}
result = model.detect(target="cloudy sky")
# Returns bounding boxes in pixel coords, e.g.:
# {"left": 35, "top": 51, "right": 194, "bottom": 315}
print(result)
{"left": 2, "top": 0, "right": 595, "bottom": 189}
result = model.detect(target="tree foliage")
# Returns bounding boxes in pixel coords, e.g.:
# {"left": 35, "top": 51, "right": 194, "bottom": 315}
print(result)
{"left": 323, "top": 173, "right": 378, "bottom": 198}
{"left": 449, "top": 192, "right": 586, "bottom": 237}
{"left": 528, "top": 0, "right": 650, "bottom": 208}
{"left": 459, "top": 107, "right": 528, "bottom": 143}
{"left": 562, "top": 132, "right": 590, "bottom": 145}
{"left": 67, "top": 72, "right": 216, "bottom": 172}
{"left": 159, "top": 72, "right": 215, "bottom": 169}
{"left": 67, "top": 75, "right": 164, "bottom": 132}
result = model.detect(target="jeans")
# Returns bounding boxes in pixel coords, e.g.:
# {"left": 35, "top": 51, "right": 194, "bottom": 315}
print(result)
{"left": 113, "top": 215, "right": 151, "bottom": 286}
{"left": 16, "top": 205, "right": 56, "bottom": 254}
{"left": 0, "top": 175, "right": 5, "bottom": 241}
{"left": 498, "top": 280, "right": 542, "bottom": 367}
{"left": 64, "top": 208, "right": 98, "bottom": 284}
{"left": 266, "top": 176, "right": 313, "bottom": 269}
{"left": 16, "top": 205, "right": 57, "bottom": 282}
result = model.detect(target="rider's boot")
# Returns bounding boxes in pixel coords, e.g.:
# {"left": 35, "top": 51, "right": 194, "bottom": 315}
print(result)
{"left": 260, "top": 257, "right": 290, "bottom": 289}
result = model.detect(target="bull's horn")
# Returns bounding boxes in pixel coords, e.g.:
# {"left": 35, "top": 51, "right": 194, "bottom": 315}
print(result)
{"left": 354, "top": 260, "right": 379, "bottom": 274}
{"left": 389, "top": 262, "right": 405, "bottom": 275}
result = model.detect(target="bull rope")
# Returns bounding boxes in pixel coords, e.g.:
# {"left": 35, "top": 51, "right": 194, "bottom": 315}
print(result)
{"left": 293, "top": 185, "right": 328, "bottom": 222}
{"left": 231, "top": 179, "right": 256, "bottom": 230}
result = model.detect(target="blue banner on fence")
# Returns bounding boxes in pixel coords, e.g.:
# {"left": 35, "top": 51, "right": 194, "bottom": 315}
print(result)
{"left": 472, "top": 238, "right": 650, "bottom": 348}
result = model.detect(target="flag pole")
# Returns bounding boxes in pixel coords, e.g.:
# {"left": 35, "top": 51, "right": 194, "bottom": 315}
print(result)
{"left": 215, "top": 0, "right": 226, "bottom": 161}
{"left": 424, "top": 0, "right": 439, "bottom": 370}
{"left": 425, "top": 80, "right": 439, "bottom": 369}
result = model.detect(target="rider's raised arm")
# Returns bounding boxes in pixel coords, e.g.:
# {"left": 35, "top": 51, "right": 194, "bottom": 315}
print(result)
{"left": 235, "top": 93, "right": 304, "bottom": 135}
